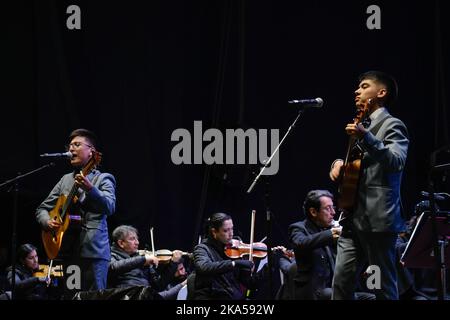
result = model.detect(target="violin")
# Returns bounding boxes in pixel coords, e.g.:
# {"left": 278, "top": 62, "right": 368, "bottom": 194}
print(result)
{"left": 225, "top": 239, "right": 268, "bottom": 259}
{"left": 138, "top": 249, "right": 192, "bottom": 264}
{"left": 33, "top": 264, "right": 64, "bottom": 278}
{"left": 144, "top": 227, "right": 192, "bottom": 264}
{"left": 225, "top": 241, "right": 294, "bottom": 259}
{"left": 272, "top": 246, "right": 295, "bottom": 259}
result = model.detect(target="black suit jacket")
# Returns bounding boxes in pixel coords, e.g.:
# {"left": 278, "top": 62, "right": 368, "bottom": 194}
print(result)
{"left": 192, "top": 238, "right": 253, "bottom": 300}
{"left": 288, "top": 219, "right": 335, "bottom": 299}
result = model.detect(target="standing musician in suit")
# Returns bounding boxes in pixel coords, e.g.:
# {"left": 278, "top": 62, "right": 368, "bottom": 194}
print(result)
{"left": 35, "top": 129, "right": 116, "bottom": 292}
{"left": 330, "top": 71, "right": 409, "bottom": 300}
{"left": 288, "top": 190, "right": 342, "bottom": 300}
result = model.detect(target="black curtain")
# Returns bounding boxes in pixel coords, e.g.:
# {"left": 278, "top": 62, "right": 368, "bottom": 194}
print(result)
{"left": 2, "top": 0, "right": 449, "bottom": 264}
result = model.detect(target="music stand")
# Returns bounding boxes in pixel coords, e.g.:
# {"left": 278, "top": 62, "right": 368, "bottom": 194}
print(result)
{"left": 400, "top": 211, "right": 450, "bottom": 299}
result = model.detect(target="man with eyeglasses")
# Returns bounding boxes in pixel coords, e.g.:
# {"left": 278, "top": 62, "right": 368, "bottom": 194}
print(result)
{"left": 287, "top": 190, "right": 342, "bottom": 300}
{"left": 35, "top": 128, "right": 116, "bottom": 295}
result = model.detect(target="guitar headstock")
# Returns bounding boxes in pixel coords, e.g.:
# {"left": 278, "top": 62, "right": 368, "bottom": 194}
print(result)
{"left": 354, "top": 102, "right": 370, "bottom": 125}
{"left": 81, "top": 150, "right": 102, "bottom": 176}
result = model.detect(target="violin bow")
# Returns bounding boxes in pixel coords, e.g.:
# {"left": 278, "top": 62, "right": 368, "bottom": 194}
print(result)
{"left": 246, "top": 210, "right": 256, "bottom": 299}
{"left": 249, "top": 210, "right": 256, "bottom": 263}
{"left": 150, "top": 227, "right": 155, "bottom": 256}
{"left": 46, "top": 259, "right": 53, "bottom": 287}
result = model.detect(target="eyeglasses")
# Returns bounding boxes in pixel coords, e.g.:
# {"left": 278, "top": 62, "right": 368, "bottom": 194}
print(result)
{"left": 321, "top": 205, "right": 337, "bottom": 212}
{"left": 65, "top": 141, "right": 93, "bottom": 150}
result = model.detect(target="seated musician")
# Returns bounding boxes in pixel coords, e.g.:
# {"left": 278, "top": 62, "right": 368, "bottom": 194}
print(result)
{"left": 108, "top": 225, "right": 185, "bottom": 300}
{"left": 191, "top": 212, "right": 259, "bottom": 300}
{"left": 6, "top": 244, "right": 50, "bottom": 300}
{"left": 289, "top": 190, "right": 374, "bottom": 300}
{"left": 288, "top": 190, "right": 341, "bottom": 300}
{"left": 157, "top": 254, "right": 189, "bottom": 292}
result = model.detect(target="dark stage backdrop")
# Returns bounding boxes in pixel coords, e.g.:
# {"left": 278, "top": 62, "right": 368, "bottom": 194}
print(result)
{"left": 2, "top": 0, "right": 449, "bottom": 265}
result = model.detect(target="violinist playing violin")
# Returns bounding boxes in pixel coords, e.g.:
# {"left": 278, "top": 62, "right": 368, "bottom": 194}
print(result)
{"left": 6, "top": 244, "right": 50, "bottom": 300}
{"left": 108, "top": 225, "right": 186, "bottom": 299}
{"left": 192, "top": 213, "right": 261, "bottom": 300}
{"left": 329, "top": 71, "right": 409, "bottom": 300}
{"left": 288, "top": 190, "right": 342, "bottom": 300}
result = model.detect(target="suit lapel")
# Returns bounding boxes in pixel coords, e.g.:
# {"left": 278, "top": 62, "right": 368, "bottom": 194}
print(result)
{"left": 368, "top": 109, "right": 391, "bottom": 137}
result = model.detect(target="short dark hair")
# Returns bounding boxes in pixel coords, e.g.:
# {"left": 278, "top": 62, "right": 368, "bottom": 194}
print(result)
{"left": 359, "top": 71, "right": 398, "bottom": 107}
{"left": 205, "top": 212, "right": 232, "bottom": 239}
{"left": 302, "top": 190, "right": 334, "bottom": 219}
{"left": 69, "top": 128, "right": 98, "bottom": 149}
{"left": 112, "top": 225, "right": 138, "bottom": 244}
{"left": 17, "top": 243, "right": 37, "bottom": 264}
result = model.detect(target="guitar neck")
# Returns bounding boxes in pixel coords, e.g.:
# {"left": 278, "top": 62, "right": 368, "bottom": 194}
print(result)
{"left": 60, "top": 182, "right": 79, "bottom": 221}
{"left": 343, "top": 136, "right": 357, "bottom": 165}
{"left": 59, "top": 152, "right": 101, "bottom": 221}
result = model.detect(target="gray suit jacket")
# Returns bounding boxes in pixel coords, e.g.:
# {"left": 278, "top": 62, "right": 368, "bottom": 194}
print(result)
{"left": 36, "top": 169, "right": 116, "bottom": 260}
{"left": 353, "top": 108, "right": 409, "bottom": 232}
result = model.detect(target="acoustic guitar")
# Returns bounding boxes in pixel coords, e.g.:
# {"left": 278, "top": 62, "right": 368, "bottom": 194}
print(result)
{"left": 42, "top": 151, "right": 102, "bottom": 259}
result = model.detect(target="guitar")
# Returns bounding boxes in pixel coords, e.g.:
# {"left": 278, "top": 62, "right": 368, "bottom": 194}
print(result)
{"left": 42, "top": 151, "right": 102, "bottom": 259}
{"left": 336, "top": 105, "right": 369, "bottom": 223}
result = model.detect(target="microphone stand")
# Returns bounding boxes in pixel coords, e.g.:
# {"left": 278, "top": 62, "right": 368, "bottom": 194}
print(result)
{"left": 247, "top": 109, "right": 305, "bottom": 299}
{"left": 0, "top": 162, "right": 55, "bottom": 300}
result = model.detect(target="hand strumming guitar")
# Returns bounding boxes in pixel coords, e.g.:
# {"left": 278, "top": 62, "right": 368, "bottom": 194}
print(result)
{"left": 46, "top": 218, "right": 62, "bottom": 231}
{"left": 330, "top": 160, "right": 344, "bottom": 182}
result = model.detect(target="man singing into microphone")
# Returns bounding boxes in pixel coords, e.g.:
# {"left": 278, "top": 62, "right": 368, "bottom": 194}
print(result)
{"left": 35, "top": 129, "right": 116, "bottom": 294}
{"left": 329, "top": 71, "right": 409, "bottom": 300}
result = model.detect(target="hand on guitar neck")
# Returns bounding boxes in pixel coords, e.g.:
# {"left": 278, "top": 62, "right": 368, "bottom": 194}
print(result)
{"left": 345, "top": 122, "right": 368, "bottom": 140}
{"left": 345, "top": 103, "right": 371, "bottom": 140}
{"left": 74, "top": 173, "right": 94, "bottom": 192}
{"left": 330, "top": 99, "right": 373, "bottom": 182}
{"left": 345, "top": 98, "right": 373, "bottom": 139}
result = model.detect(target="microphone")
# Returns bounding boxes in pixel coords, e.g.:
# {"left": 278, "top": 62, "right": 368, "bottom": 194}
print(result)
{"left": 288, "top": 97, "right": 324, "bottom": 108}
{"left": 40, "top": 151, "right": 73, "bottom": 159}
